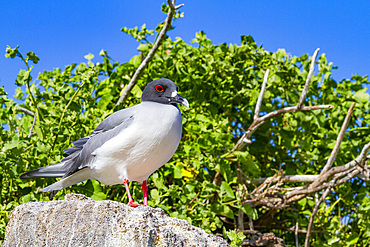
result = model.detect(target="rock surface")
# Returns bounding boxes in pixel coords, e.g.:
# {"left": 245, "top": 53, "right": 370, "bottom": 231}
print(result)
{"left": 4, "top": 193, "right": 229, "bottom": 247}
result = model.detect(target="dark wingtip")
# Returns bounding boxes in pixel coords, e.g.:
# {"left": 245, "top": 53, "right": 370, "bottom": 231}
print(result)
{"left": 19, "top": 170, "right": 37, "bottom": 179}
{"left": 19, "top": 168, "right": 65, "bottom": 179}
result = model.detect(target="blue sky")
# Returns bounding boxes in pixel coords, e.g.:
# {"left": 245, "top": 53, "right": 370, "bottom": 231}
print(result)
{"left": 1, "top": 1, "right": 369, "bottom": 97}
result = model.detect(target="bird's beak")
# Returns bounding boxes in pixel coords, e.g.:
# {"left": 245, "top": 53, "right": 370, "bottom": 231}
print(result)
{"left": 170, "top": 93, "right": 189, "bottom": 108}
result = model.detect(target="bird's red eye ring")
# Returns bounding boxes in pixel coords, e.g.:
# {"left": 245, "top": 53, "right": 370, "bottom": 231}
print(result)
{"left": 155, "top": 85, "right": 164, "bottom": 93}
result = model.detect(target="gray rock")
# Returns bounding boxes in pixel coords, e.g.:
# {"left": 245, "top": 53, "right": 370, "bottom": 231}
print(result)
{"left": 4, "top": 193, "right": 229, "bottom": 247}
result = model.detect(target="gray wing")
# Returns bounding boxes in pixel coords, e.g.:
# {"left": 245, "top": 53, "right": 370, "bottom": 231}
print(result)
{"left": 61, "top": 105, "right": 138, "bottom": 177}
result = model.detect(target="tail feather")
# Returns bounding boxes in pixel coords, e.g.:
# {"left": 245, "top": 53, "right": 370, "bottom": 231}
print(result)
{"left": 41, "top": 168, "right": 91, "bottom": 192}
{"left": 20, "top": 163, "right": 66, "bottom": 179}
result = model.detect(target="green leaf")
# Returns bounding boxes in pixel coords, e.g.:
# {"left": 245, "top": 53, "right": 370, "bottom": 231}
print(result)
{"left": 84, "top": 53, "right": 94, "bottom": 61}
{"left": 137, "top": 44, "right": 149, "bottom": 52}
{"left": 234, "top": 151, "right": 260, "bottom": 176}
{"left": 150, "top": 189, "right": 160, "bottom": 204}
{"left": 347, "top": 232, "right": 359, "bottom": 245}
{"left": 36, "top": 142, "right": 48, "bottom": 153}
{"left": 91, "top": 192, "right": 106, "bottom": 201}
{"left": 131, "top": 84, "right": 143, "bottom": 98}
{"left": 174, "top": 164, "right": 182, "bottom": 179}
{"left": 34, "top": 125, "right": 44, "bottom": 140}
{"left": 130, "top": 55, "right": 141, "bottom": 67}
{"left": 97, "top": 94, "right": 113, "bottom": 109}
{"left": 241, "top": 203, "right": 254, "bottom": 218}
{"left": 151, "top": 173, "right": 166, "bottom": 190}
{"left": 354, "top": 88, "right": 369, "bottom": 103}
{"left": 221, "top": 181, "right": 235, "bottom": 201}
{"left": 2, "top": 15, "right": 370, "bottom": 243}
{"left": 212, "top": 202, "right": 234, "bottom": 219}
{"left": 26, "top": 52, "right": 39, "bottom": 64}
{"left": 5, "top": 45, "right": 20, "bottom": 58}
{"left": 20, "top": 194, "right": 35, "bottom": 204}
{"left": 15, "top": 69, "right": 30, "bottom": 86}
{"left": 99, "top": 49, "right": 107, "bottom": 56}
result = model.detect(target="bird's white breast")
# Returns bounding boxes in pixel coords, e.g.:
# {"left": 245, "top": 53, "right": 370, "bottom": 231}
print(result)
{"left": 90, "top": 102, "right": 182, "bottom": 185}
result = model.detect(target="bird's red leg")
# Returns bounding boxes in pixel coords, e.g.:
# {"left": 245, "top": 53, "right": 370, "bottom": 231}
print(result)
{"left": 123, "top": 178, "right": 141, "bottom": 208}
{"left": 142, "top": 180, "right": 148, "bottom": 206}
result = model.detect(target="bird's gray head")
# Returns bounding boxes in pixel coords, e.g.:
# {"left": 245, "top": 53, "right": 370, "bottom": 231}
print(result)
{"left": 141, "top": 78, "right": 189, "bottom": 108}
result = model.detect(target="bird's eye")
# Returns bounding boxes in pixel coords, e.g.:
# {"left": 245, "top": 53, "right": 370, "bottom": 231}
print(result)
{"left": 155, "top": 85, "right": 164, "bottom": 93}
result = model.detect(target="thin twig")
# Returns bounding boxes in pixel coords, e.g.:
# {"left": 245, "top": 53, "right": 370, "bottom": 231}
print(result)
{"left": 320, "top": 102, "right": 356, "bottom": 175}
{"left": 275, "top": 186, "right": 305, "bottom": 191}
{"left": 295, "top": 219, "right": 299, "bottom": 247}
{"left": 286, "top": 165, "right": 370, "bottom": 202}
{"left": 232, "top": 104, "right": 333, "bottom": 151}
{"left": 52, "top": 80, "right": 87, "bottom": 150}
{"left": 297, "top": 48, "right": 320, "bottom": 109}
{"left": 238, "top": 210, "right": 245, "bottom": 231}
{"left": 238, "top": 229, "right": 260, "bottom": 235}
{"left": 238, "top": 168, "right": 257, "bottom": 188}
{"left": 333, "top": 167, "right": 362, "bottom": 187}
{"left": 232, "top": 48, "right": 327, "bottom": 151}
{"left": 254, "top": 69, "right": 269, "bottom": 120}
{"left": 16, "top": 106, "right": 35, "bottom": 117}
{"left": 254, "top": 174, "right": 319, "bottom": 184}
{"left": 305, "top": 181, "right": 334, "bottom": 247}
{"left": 187, "top": 191, "right": 201, "bottom": 208}
{"left": 252, "top": 225, "right": 325, "bottom": 234}
{"left": 17, "top": 53, "right": 39, "bottom": 114}
{"left": 236, "top": 162, "right": 245, "bottom": 231}
{"left": 355, "top": 141, "right": 370, "bottom": 167}
{"left": 249, "top": 105, "right": 333, "bottom": 131}
{"left": 243, "top": 143, "right": 370, "bottom": 207}
{"left": 116, "top": 0, "right": 184, "bottom": 105}
{"left": 249, "top": 216, "right": 254, "bottom": 231}
{"left": 28, "top": 107, "right": 37, "bottom": 138}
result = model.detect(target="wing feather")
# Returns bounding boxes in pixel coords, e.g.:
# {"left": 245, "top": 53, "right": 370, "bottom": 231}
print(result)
{"left": 61, "top": 106, "right": 138, "bottom": 177}
{"left": 20, "top": 105, "right": 138, "bottom": 181}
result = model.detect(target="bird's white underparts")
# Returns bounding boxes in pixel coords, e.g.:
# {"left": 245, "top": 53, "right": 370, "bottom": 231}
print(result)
{"left": 20, "top": 78, "right": 189, "bottom": 208}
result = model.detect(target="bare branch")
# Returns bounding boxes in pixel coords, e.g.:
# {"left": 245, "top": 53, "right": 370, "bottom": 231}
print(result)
{"left": 254, "top": 69, "right": 269, "bottom": 120}
{"left": 355, "top": 141, "right": 370, "bottom": 167}
{"left": 285, "top": 142, "right": 370, "bottom": 201}
{"left": 254, "top": 156, "right": 369, "bottom": 185}
{"left": 238, "top": 168, "right": 258, "bottom": 188}
{"left": 285, "top": 168, "right": 357, "bottom": 201}
{"left": 249, "top": 216, "right": 254, "bottom": 231}
{"left": 169, "top": 0, "right": 175, "bottom": 6}
{"left": 295, "top": 219, "right": 299, "bottom": 247}
{"left": 252, "top": 225, "right": 325, "bottom": 234}
{"left": 249, "top": 105, "right": 333, "bottom": 131}
{"left": 238, "top": 229, "right": 260, "bottom": 235}
{"left": 231, "top": 48, "right": 328, "bottom": 152}
{"left": 116, "top": 0, "right": 184, "bottom": 105}
{"left": 16, "top": 106, "right": 37, "bottom": 138}
{"left": 297, "top": 48, "right": 320, "bottom": 109}
{"left": 238, "top": 210, "right": 245, "bottom": 231}
{"left": 238, "top": 142, "right": 370, "bottom": 209}
{"left": 232, "top": 104, "right": 333, "bottom": 151}
{"left": 224, "top": 48, "right": 368, "bottom": 240}
{"left": 334, "top": 167, "right": 362, "bottom": 187}
{"left": 175, "top": 4, "right": 184, "bottom": 9}
{"left": 320, "top": 102, "right": 356, "bottom": 175}
{"left": 254, "top": 175, "right": 319, "bottom": 184}
{"left": 305, "top": 181, "right": 334, "bottom": 247}
{"left": 16, "top": 106, "right": 35, "bottom": 117}
{"left": 28, "top": 110, "right": 37, "bottom": 138}
{"left": 275, "top": 186, "right": 305, "bottom": 191}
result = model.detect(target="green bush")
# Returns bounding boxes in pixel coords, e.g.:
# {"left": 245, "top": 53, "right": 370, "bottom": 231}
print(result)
{"left": 1, "top": 15, "right": 369, "bottom": 246}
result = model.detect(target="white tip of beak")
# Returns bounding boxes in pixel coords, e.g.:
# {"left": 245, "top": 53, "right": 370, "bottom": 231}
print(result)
{"left": 182, "top": 98, "right": 190, "bottom": 108}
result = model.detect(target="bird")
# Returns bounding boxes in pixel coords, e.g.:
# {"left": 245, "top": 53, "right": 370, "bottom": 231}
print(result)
{"left": 20, "top": 78, "right": 189, "bottom": 207}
